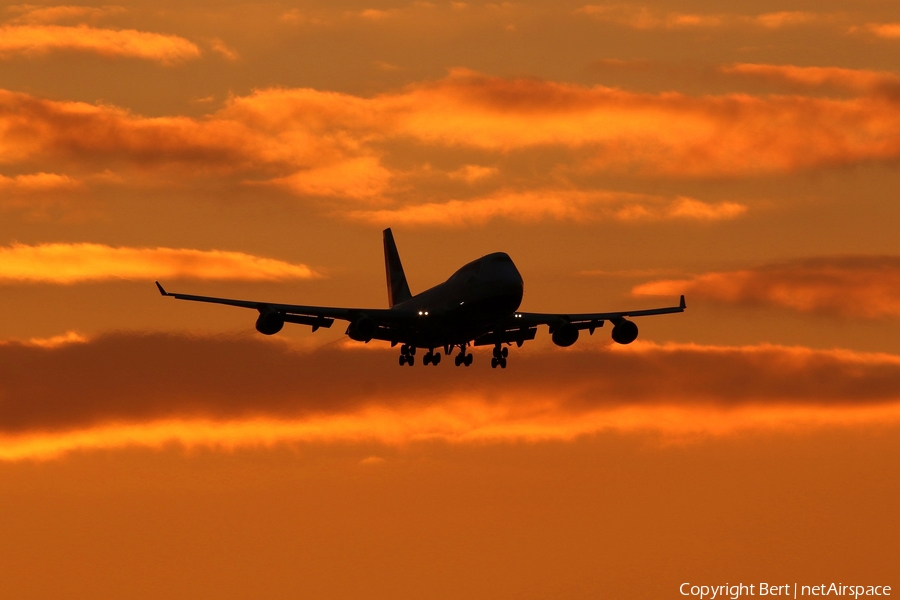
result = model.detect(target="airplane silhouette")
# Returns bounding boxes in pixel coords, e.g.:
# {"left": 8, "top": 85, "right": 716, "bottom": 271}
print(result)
{"left": 156, "top": 228, "right": 685, "bottom": 368}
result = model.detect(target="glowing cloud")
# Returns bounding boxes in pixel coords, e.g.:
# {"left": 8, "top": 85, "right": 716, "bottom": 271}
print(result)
{"left": 865, "top": 23, "right": 900, "bottom": 39}
{"left": 356, "top": 9, "right": 391, "bottom": 21}
{"left": 207, "top": 37, "right": 239, "bottom": 61}
{"left": 7, "top": 5, "right": 126, "bottom": 25}
{"left": 0, "top": 24, "right": 200, "bottom": 63}
{"left": 752, "top": 11, "right": 818, "bottom": 28}
{"left": 2, "top": 334, "right": 900, "bottom": 459}
{"left": 3, "top": 68, "right": 900, "bottom": 217}
{"left": 448, "top": 164, "right": 498, "bottom": 183}
{"left": 4, "top": 402, "right": 900, "bottom": 461}
{"left": 350, "top": 190, "right": 745, "bottom": 226}
{"left": 721, "top": 63, "right": 900, "bottom": 94}
{"left": 0, "top": 243, "right": 318, "bottom": 283}
{"left": 269, "top": 157, "right": 393, "bottom": 199}
{"left": 0, "top": 172, "right": 80, "bottom": 192}
{"left": 577, "top": 6, "right": 819, "bottom": 30}
{"left": 23, "top": 331, "right": 88, "bottom": 348}
{"left": 633, "top": 256, "right": 900, "bottom": 318}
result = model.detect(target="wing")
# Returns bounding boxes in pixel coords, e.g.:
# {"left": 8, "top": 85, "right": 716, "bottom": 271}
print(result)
{"left": 511, "top": 295, "right": 686, "bottom": 330}
{"left": 472, "top": 295, "right": 686, "bottom": 347}
{"left": 155, "top": 281, "right": 408, "bottom": 332}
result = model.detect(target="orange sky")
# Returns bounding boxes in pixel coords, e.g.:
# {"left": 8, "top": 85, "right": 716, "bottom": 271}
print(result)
{"left": 1, "top": 1, "right": 899, "bottom": 598}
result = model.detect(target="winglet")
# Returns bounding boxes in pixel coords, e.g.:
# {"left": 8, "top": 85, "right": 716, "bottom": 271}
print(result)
{"left": 679, "top": 295, "right": 686, "bottom": 310}
{"left": 155, "top": 281, "right": 169, "bottom": 296}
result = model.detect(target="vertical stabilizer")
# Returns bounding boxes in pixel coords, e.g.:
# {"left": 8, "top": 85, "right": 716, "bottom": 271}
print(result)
{"left": 383, "top": 228, "right": 412, "bottom": 307}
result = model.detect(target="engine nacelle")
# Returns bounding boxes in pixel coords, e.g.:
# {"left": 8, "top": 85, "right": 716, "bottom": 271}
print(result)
{"left": 611, "top": 319, "right": 638, "bottom": 345}
{"left": 346, "top": 316, "right": 378, "bottom": 342}
{"left": 255, "top": 310, "right": 284, "bottom": 335}
{"left": 551, "top": 322, "right": 579, "bottom": 347}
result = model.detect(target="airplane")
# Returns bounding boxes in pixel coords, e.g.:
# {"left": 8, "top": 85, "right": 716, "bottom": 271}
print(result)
{"left": 156, "top": 228, "right": 685, "bottom": 369}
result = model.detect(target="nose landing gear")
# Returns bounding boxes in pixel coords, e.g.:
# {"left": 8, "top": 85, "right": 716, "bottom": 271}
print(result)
{"left": 398, "top": 344, "right": 416, "bottom": 366}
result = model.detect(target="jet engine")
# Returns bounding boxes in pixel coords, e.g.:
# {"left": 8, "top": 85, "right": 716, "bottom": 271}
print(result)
{"left": 611, "top": 319, "right": 638, "bottom": 345}
{"left": 551, "top": 322, "right": 579, "bottom": 347}
{"left": 255, "top": 309, "right": 284, "bottom": 335}
{"left": 346, "top": 316, "right": 378, "bottom": 342}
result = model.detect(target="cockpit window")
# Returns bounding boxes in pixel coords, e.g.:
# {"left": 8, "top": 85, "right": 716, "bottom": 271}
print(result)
{"left": 450, "top": 260, "right": 481, "bottom": 281}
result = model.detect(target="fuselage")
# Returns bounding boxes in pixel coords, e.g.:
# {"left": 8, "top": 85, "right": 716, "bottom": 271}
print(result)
{"left": 388, "top": 252, "right": 524, "bottom": 347}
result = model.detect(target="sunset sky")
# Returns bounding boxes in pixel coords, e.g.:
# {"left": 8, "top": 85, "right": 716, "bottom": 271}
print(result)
{"left": 1, "top": 1, "right": 899, "bottom": 598}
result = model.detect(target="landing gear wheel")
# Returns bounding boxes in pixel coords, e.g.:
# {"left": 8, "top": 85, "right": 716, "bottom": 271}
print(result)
{"left": 454, "top": 354, "right": 463, "bottom": 367}
{"left": 407, "top": 355, "right": 415, "bottom": 366}
{"left": 423, "top": 353, "right": 432, "bottom": 366}
{"left": 464, "top": 353, "right": 473, "bottom": 367}
{"left": 399, "top": 355, "right": 406, "bottom": 366}
{"left": 501, "top": 347, "right": 508, "bottom": 358}
{"left": 401, "top": 344, "right": 408, "bottom": 355}
{"left": 432, "top": 353, "right": 441, "bottom": 365}
{"left": 491, "top": 357, "right": 498, "bottom": 369}
{"left": 500, "top": 358, "right": 507, "bottom": 369}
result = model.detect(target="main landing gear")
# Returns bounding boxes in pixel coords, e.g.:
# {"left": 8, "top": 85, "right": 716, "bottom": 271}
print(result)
{"left": 454, "top": 344, "right": 474, "bottom": 367}
{"left": 399, "top": 345, "right": 443, "bottom": 366}
{"left": 397, "top": 343, "right": 502, "bottom": 368}
{"left": 398, "top": 344, "right": 416, "bottom": 366}
{"left": 423, "top": 349, "right": 441, "bottom": 366}
{"left": 491, "top": 345, "right": 508, "bottom": 369}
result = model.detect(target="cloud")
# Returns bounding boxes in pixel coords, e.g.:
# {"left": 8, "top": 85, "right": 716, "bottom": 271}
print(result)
{"left": 633, "top": 256, "right": 900, "bottom": 318}
{"left": 0, "top": 242, "right": 318, "bottom": 284}
{"left": 0, "top": 172, "right": 80, "bottom": 192}
{"left": 0, "top": 24, "right": 201, "bottom": 63}
{"left": 577, "top": 6, "right": 820, "bottom": 30}
{"left": 267, "top": 156, "right": 393, "bottom": 200}
{"left": 6, "top": 4, "right": 126, "bottom": 25}
{"left": 721, "top": 63, "right": 900, "bottom": 95}
{"left": 385, "top": 69, "right": 900, "bottom": 177}
{"left": 278, "top": 8, "right": 327, "bottom": 26}
{"left": 373, "top": 60, "right": 401, "bottom": 71}
{"left": 1, "top": 333, "right": 900, "bottom": 459}
{"left": 4, "top": 68, "right": 900, "bottom": 221}
{"left": 448, "top": 164, "right": 498, "bottom": 182}
{"left": 207, "top": 37, "right": 238, "bottom": 61}
{"left": 21, "top": 330, "right": 88, "bottom": 348}
{"left": 0, "top": 87, "right": 361, "bottom": 173}
{"left": 863, "top": 23, "right": 900, "bottom": 39}
{"left": 356, "top": 8, "right": 392, "bottom": 21}
{"left": 350, "top": 190, "right": 746, "bottom": 226}
{"left": 752, "top": 11, "right": 818, "bottom": 28}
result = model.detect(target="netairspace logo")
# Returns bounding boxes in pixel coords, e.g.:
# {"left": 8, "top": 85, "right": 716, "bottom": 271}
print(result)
{"left": 680, "top": 583, "right": 892, "bottom": 600}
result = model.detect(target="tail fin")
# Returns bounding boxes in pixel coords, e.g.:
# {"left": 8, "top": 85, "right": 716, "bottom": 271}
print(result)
{"left": 383, "top": 228, "right": 412, "bottom": 307}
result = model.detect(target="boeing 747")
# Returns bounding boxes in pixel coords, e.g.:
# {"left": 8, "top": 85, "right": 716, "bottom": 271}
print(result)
{"left": 156, "top": 228, "right": 685, "bottom": 368}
